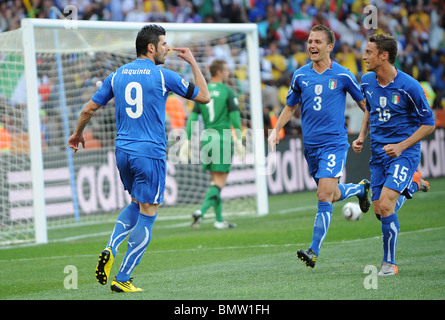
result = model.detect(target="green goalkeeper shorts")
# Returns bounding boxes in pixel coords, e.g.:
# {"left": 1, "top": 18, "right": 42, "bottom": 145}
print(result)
{"left": 201, "top": 132, "right": 233, "bottom": 173}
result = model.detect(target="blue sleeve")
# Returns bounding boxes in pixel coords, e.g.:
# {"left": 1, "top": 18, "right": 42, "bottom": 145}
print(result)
{"left": 360, "top": 87, "right": 371, "bottom": 112}
{"left": 286, "top": 72, "right": 302, "bottom": 107}
{"left": 360, "top": 74, "right": 372, "bottom": 111}
{"left": 163, "top": 69, "right": 199, "bottom": 100}
{"left": 409, "top": 80, "right": 435, "bottom": 126}
{"left": 342, "top": 70, "right": 364, "bottom": 102}
{"left": 91, "top": 72, "right": 115, "bottom": 106}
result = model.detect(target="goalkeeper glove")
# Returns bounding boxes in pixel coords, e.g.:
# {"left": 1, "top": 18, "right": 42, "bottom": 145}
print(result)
{"left": 234, "top": 139, "right": 245, "bottom": 161}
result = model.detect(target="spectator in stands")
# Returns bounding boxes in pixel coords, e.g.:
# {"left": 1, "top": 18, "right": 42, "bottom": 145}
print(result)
{"left": 172, "top": 0, "right": 193, "bottom": 23}
{"left": 2, "top": 0, "right": 444, "bottom": 131}
{"left": 146, "top": 0, "right": 170, "bottom": 22}
{"left": 248, "top": 0, "right": 268, "bottom": 23}
{"left": 336, "top": 42, "right": 360, "bottom": 77}
{"left": 257, "top": 4, "right": 279, "bottom": 45}
{"left": 125, "top": 0, "right": 148, "bottom": 22}
{"left": 220, "top": 0, "right": 248, "bottom": 23}
{"left": 409, "top": 2, "right": 430, "bottom": 35}
{"left": 276, "top": 10, "right": 294, "bottom": 50}
{"left": 287, "top": 40, "right": 309, "bottom": 73}
{"left": 264, "top": 41, "right": 288, "bottom": 85}
{"left": 213, "top": 36, "right": 232, "bottom": 62}
{"left": 0, "top": 123, "right": 11, "bottom": 154}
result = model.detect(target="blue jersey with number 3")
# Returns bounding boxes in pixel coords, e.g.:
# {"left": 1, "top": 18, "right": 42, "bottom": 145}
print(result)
{"left": 360, "top": 70, "right": 435, "bottom": 153}
{"left": 286, "top": 61, "right": 364, "bottom": 147}
{"left": 91, "top": 58, "right": 198, "bottom": 159}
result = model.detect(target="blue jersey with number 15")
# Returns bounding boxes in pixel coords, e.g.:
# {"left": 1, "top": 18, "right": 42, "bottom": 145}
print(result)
{"left": 92, "top": 58, "right": 198, "bottom": 159}
{"left": 360, "top": 70, "right": 435, "bottom": 152}
{"left": 286, "top": 61, "right": 364, "bottom": 147}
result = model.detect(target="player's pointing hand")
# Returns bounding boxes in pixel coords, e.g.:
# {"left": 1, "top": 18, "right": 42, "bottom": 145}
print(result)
{"left": 172, "top": 47, "right": 195, "bottom": 64}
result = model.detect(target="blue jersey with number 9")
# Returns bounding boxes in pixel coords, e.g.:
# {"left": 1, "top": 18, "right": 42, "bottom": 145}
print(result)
{"left": 92, "top": 58, "right": 198, "bottom": 159}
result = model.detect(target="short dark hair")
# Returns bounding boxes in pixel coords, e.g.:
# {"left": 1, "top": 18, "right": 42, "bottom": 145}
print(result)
{"left": 310, "top": 25, "right": 335, "bottom": 47}
{"left": 369, "top": 33, "right": 398, "bottom": 65}
{"left": 135, "top": 24, "right": 166, "bottom": 57}
{"left": 209, "top": 59, "right": 227, "bottom": 77}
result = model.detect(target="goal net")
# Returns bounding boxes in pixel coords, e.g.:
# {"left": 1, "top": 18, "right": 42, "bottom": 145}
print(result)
{"left": 0, "top": 19, "right": 267, "bottom": 246}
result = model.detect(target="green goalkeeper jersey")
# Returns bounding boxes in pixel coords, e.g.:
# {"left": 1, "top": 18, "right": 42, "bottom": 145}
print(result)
{"left": 186, "top": 82, "right": 241, "bottom": 137}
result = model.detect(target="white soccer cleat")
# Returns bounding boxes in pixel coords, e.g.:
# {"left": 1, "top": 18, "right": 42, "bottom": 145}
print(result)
{"left": 378, "top": 262, "right": 398, "bottom": 276}
{"left": 213, "top": 221, "right": 237, "bottom": 229}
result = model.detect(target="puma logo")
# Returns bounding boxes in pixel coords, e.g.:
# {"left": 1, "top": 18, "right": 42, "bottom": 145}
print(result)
{"left": 117, "top": 220, "right": 131, "bottom": 229}
{"left": 393, "top": 179, "right": 401, "bottom": 187}
{"left": 302, "top": 80, "right": 309, "bottom": 87}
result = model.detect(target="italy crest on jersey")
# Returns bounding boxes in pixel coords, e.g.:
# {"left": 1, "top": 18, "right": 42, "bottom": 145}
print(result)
{"left": 379, "top": 96, "right": 387, "bottom": 107}
{"left": 392, "top": 93, "right": 400, "bottom": 104}
{"left": 329, "top": 79, "right": 337, "bottom": 90}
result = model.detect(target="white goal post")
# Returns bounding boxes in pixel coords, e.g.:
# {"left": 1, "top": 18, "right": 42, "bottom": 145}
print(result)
{"left": 0, "top": 18, "right": 268, "bottom": 245}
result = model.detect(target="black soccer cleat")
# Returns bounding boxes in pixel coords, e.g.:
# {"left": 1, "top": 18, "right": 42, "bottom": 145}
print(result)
{"left": 297, "top": 248, "right": 317, "bottom": 268}
{"left": 357, "top": 179, "right": 371, "bottom": 213}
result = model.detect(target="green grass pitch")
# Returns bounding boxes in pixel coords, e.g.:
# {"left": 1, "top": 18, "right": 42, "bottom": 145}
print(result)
{"left": 1, "top": 178, "right": 444, "bottom": 301}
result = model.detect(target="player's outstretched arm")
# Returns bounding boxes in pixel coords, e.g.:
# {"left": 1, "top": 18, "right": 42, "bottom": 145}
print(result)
{"left": 356, "top": 98, "right": 367, "bottom": 112}
{"left": 172, "top": 47, "right": 210, "bottom": 104}
{"left": 67, "top": 99, "right": 102, "bottom": 153}
{"left": 267, "top": 105, "right": 296, "bottom": 152}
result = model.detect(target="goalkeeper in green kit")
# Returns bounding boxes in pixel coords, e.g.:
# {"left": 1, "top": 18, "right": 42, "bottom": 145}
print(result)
{"left": 180, "top": 59, "right": 244, "bottom": 229}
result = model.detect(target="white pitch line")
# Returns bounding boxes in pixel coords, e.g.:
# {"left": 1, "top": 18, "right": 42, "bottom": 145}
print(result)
{"left": 1, "top": 226, "right": 443, "bottom": 263}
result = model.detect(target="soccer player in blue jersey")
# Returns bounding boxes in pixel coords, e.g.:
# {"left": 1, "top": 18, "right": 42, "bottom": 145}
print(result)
{"left": 352, "top": 33, "right": 435, "bottom": 276}
{"left": 268, "top": 25, "right": 370, "bottom": 268}
{"left": 67, "top": 25, "right": 210, "bottom": 292}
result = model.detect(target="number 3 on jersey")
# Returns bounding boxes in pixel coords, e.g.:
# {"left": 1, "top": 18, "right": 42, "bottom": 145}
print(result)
{"left": 313, "top": 96, "right": 322, "bottom": 111}
{"left": 125, "top": 82, "right": 143, "bottom": 119}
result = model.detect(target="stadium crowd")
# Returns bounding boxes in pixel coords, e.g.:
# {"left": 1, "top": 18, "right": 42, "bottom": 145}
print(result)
{"left": 0, "top": 0, "right": 444, "bottom": 149}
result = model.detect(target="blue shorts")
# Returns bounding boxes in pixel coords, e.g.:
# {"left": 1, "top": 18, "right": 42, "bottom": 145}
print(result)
{"left": 304, "top": 143, "right": 349, "bottom": 185}
{"left": 369, "top": 148, "right": 420, "bottom": 201}
{"left": 115, "top": 148, "right": 166, "bottom": 204}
